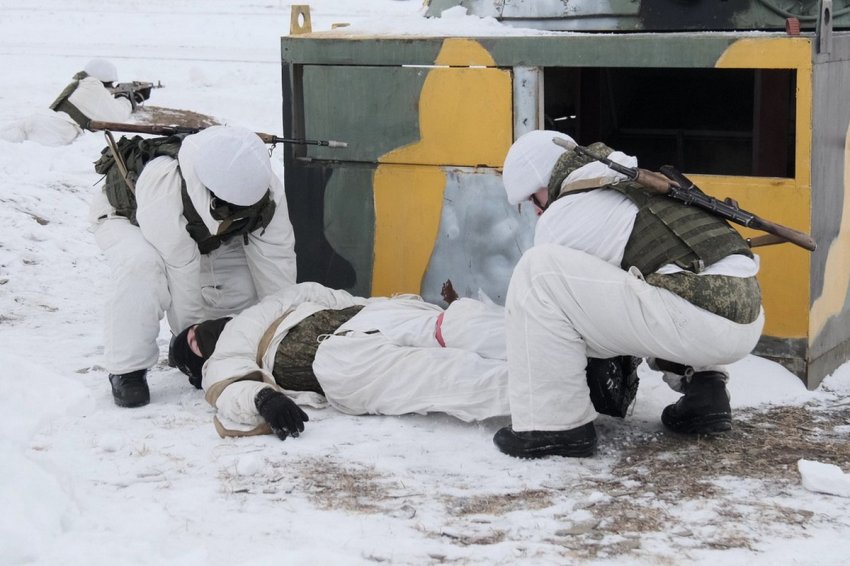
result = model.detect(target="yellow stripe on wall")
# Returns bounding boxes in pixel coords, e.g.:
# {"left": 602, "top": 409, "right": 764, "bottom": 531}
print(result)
{"left": 715, "top": 37, "right": 813, "bottom": 338}
{"left": 371, "top": 38, "right": 512, "bottom": 296}
{"left": 371, "top": 165, "right": 446, "bottom": 297}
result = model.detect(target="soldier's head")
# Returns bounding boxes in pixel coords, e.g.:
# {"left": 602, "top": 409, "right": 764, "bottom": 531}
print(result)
{"left": 84, "top": 58, "right": 118, "bottom": 86}
{"left": 502, "top": 130, "right": 576, "bottom": 212}
{"left": 187, "top": 126, "right": 272, "bottom": 208}
{"left": 170, "top": 317, "right": 232, "bottom": 388}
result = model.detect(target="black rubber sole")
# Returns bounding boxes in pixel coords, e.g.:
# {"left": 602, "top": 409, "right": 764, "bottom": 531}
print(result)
{"left": 112, "top": 394, "right": 150, "bottom": 408}
{"left": 493, "top": 426, "right": 597, "bottom": 459}
{"left": 662, "top": 411, "right": 732, "bottom": 435}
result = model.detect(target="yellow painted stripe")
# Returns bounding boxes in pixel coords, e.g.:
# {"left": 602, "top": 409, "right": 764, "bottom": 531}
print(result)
{"left": 372, "top": 38, "right": 512, "bottom": 296}
{"left": 714, "top": 37, "right": 813, "bottom": 338}
{"left": 371, "top": 165, "right": 446, "bottom": 296}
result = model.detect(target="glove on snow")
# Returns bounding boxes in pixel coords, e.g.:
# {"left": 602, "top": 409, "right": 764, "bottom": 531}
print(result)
{"left": 254, "top": 388, "right": 309, "bottom": 441}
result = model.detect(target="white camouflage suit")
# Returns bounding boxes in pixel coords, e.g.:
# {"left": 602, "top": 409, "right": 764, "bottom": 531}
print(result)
{"left": 90, "top": 128, "right": 297, "bottom": 376}
{"left": 0, "top": 74, "right": 132, "bottom": 146}
{"left": 502, "top": 131, "right": 765, "bottom": 432}
{"left": 203, "top": 282, "right": 509, "bottom": 433}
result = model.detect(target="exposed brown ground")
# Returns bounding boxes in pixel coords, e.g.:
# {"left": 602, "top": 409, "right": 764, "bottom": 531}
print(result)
{"left": 225, "top": 399, "right": 850, "bottom": 563}
{"left": 134, "top": 105, "right": 221, "bottom": 129}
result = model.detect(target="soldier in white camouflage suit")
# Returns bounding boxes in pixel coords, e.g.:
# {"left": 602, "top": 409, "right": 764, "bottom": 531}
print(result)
{"left": 494, "top": 130, "right": 764, "bottom": 459}
{"left": 0, "top": 59, "right": 134, "bottom": 146}
{"left": 169, "top": 282, "right": 509, "bottom": 439}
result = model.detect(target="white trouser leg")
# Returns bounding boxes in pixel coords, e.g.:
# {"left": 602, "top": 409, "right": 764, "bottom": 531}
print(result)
{"left": 313, "top": 331, "right": 509, "bottom": 422}
{"left": 197, "top": 239, "right": 258, "bottom": 320}
{"left": 506, "top": 245, "right": 764, "bottom": 432}
{"left": 95, "top": 217, "right": 170, "bottom": 374}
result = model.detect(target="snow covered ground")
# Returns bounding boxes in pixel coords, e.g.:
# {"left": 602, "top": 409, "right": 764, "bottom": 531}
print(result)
{"left": 1, "top": 1, "right": 849, "bottom": 564}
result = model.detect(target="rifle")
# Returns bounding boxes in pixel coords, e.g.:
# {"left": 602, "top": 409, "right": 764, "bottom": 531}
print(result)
{"left": 87, "top": 120, "right": 348, "bottom": 148}
{"left": 551, "top": 138, "right": 816, "bottom": 251}
{"left": 109, "top": 81, "right": 164, "bottom": 109}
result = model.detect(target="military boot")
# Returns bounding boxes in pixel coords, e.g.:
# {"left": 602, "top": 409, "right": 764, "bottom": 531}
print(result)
{"left": 167, "top": 334, "right": 178, "bottom": 368}
{"left": 109, "top": 369, "right": 150, "bottom": 408}
{"left": 661, "top": 371, "right": 731, "bottom": 434}
{"left": 493, "top": 423, "right": 597, "bottom": 459}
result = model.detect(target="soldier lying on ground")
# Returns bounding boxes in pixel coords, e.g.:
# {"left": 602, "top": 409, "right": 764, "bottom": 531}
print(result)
{"left": 169, "top": 282, "right": 638, "bottom": 441}
{"left": 0, "top": 59, "right": 139, "bottom": 146}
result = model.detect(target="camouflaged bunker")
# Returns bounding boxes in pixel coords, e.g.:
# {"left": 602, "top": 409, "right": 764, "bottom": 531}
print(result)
{"left": 280, "top": 0, "right": 850, "bottom": 388}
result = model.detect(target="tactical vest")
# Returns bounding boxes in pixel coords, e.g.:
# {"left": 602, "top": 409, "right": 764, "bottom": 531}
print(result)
{"left": 49, "top": 71, "right": 90, "bottom": 129}
{"left": 271, "top": 305, "right": 366, "bottom": 394}
{"left": 609, "top": 181, "right": 752, "bottom": 275}
{"left": 547, "top": 146, "right": 752, "bottom": 275}
{"left": 547, "top": 145, "right": 760, "bottom": 324}
{"left": 93, "top": 134, "right": 276, "bottom": 254}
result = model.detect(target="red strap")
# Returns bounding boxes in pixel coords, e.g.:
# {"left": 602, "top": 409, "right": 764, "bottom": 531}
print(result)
{"left": 435, "top": 312, "right": 446, "bottom": 347}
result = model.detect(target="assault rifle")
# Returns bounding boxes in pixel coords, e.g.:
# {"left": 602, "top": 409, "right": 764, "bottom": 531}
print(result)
{"left": 87, "top": 120, "right": 348, "bottom": 148}
{"left": 551, "top": 138, "right": 816, "bottom": 251}
{"left": 109, "top": 81, "right": 164, "bottom": 109}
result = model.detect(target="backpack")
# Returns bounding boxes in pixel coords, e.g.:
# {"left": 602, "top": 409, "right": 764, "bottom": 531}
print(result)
{"left": 93, "top": 134, "right": 187, "bottom": 225}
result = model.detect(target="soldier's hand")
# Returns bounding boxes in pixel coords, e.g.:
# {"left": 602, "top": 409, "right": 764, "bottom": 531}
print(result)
{"left": 254, "top": 387, "right": 309, "bottom": 441}
{"left": 441, "top": 279, "right": 459, "bottom": 305}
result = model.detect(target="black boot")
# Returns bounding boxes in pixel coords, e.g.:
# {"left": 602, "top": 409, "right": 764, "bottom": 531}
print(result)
{"left": 109, "top": 369, "right": 150, "bottom": 408}
{"left": 167, "top": 334, "right": 178, "bottom": 368}
{"left": 493, "top": 423, "right": 597, "bottom": 459}
{"left": 661, "top": 371, "right": 731, "bottom": 434}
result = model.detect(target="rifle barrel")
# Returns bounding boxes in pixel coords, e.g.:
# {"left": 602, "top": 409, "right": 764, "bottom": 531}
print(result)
{"left": 256, "top": 133, "right": 348, "bottom": 148}
{"left": 660, "top": 166, "right": 816, "bottom": 252}
{"left": 552, "top": 139, "right": 817, "bottom": 252}
{"left": 88, "top": 121, "right": 347, "bottom": 147}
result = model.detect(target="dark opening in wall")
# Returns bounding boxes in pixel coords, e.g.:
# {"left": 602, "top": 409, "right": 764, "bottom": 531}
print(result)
{"left": 543, "top": 66, "right": 796, "bottom": 178}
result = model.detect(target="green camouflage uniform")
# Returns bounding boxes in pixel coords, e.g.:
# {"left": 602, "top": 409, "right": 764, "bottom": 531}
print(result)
{"left": 271, "top": 305, "right": 366, "bottom": 394}
{"left": 547, "top": 143, "right": 760, "bottom": 324}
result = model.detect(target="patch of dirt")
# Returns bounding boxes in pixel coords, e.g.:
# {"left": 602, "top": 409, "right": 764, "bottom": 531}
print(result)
{"left": 556, "top": 400, "right": 850, "bottom": 559}
{"left": 292, "top": 456, "right": 393, "bottom": 513}
{"left": 228, "top": 401, "right": 850, "bottom": 561}
{"left": 445, "top": 489, "right": 553, "bottom": 517}
{"left": 133, "top": 105, "right": 221, "bottom": 129}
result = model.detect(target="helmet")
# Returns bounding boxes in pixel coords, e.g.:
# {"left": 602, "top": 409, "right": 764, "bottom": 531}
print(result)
{"left": 502, "top": 130, "right": 575, "bottom": 205}
{"left": 84, "top": 58, "right": 118, "bottom": 83}
{"left": 189, "top": 126, "right": 272, "bottom": 206}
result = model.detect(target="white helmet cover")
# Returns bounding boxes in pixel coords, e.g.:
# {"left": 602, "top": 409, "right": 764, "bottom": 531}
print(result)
{"left": 84, "top": 58, "right": 118, "bottom": 83}
{"left": 502, "top": 130, "right": 576, "bottom": 205}
{"left": 188, "top": 126, "right": 272, "bottom": 206}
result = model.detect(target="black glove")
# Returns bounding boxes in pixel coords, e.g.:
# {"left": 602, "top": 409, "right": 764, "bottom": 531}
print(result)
{"left": 254, "top": 388, "right": 308, "bottom": 440}
{"left": 585, "top": 356, "right": 641, "bottom": 418}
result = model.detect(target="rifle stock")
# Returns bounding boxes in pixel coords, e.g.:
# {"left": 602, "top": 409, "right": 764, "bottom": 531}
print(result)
{"left": 551, "top": 137, "right": 816, "bottom": 252}
{"left": 87, "top": 121, "right": 348, "bottom": 148}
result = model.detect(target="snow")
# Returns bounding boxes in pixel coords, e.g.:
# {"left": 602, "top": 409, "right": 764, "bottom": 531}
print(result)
{"left": 799, "top": 460, "right": 850, "bottom": 498}
{"left": 1, "top": 1, "right": 850, "bottom": 565}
